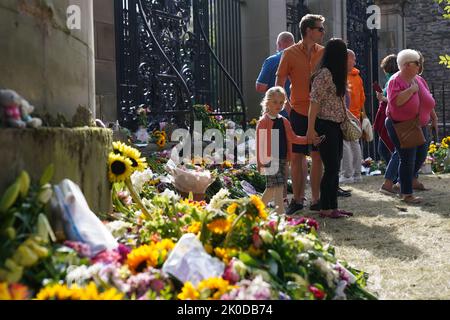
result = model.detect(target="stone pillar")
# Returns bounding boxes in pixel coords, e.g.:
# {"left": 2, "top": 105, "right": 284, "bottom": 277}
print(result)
{"left": 241, "top": 0, "right": 270, "bottom": 120}
{"left": 241, "top": 0, "right": 289, "bottom": 120}
{"left": 0, "top": 0, "right": 96, "bottom": 120}
{"left": 0, "top": 128, "right": 113, "bottom": 214}
{"left": 307, "top": 0, "right": 346, "bottom": 40}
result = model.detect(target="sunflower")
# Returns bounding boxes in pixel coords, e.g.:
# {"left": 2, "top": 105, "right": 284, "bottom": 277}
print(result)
{"left": 207, "top": 218, "right": 231, "bottom": 234}
{"left": 187, "top": 221, "right": 202, "bottom": 234}
{"left": 36, "top": 282, "right": 123, "bottom": 300}
{"left": 126, "top": 244, "right": 158, "bottom": 274}
{"left": 108, "top": 153, "right": 133, "bottom": 183}
{"left": 156, "top": 135, "right": 166, "bottom": 148}
{"left": 112, "top": 141, "right": 129, "bottom": 155}
{"left": 79, "top": 282, "right": 123, "bottom": 300}
{"left": 249, "top": 195, "right": 268, "bottom": 220}
{"left": 127, "top": 240, "right": 175, "bottom": 273}
{"left": 178, "top": 282, "right": 200, "bottom": 300}
{"left": 226, "top": 203, "right": 239, "bottom": 215}
{"left": 35, "top": 283, "right": 82, "bottom": 300}
{"left": 214, "top": 247, "right": 238, "bottom": 264}
{"left": 197, "top": 277, "right": 236, "bottom": 300}
{"left": 121, "top": 146, "right": 147, "bottom": 172}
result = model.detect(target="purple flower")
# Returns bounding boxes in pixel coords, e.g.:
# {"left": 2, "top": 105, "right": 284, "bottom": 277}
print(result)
{"left": 117, "top": 244, "right": 131, "bottom": 263}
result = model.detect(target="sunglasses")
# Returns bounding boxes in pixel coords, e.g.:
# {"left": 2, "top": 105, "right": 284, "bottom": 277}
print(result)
{"left": 311, "top": 27, "right": 325, "bottom": 33}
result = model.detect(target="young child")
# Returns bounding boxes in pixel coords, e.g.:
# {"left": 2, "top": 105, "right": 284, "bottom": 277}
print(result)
{"left": 256, "top": 86, "right": 322, "bottom": 214}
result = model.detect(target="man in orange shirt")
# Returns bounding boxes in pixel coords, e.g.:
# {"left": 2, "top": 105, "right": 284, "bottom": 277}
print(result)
{"left": 276, "top": 14, "right": 325, "bottom": 214}
{"left": 340, "top": 49, "right": 366, "bottom": 184}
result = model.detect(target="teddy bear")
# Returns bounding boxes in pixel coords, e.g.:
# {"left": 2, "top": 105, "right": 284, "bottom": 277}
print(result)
{"left": 19, "top": 98, "right": 42, "bottom": 128}
{"left": 0, "top": 89, "right": 42, "bottom": 128}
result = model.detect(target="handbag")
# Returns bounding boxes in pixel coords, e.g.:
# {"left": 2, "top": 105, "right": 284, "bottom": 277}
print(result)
{"left": 392, "top": 86, "right": 425, "bottom": 149}
{"left": 393, "top": 115, "right": 425, "bottom": 148}
{"left": 340, "top": 97, "right": 362, "bottom": 141}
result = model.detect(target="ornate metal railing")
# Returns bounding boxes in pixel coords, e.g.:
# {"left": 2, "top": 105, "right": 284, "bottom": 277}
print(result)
{"left": 286, "top": 0, "right": 310, "bottom": 42}
{"left": 115, "top": 0, "right": 246, "bottom": 132}
{"left": 347, "top": 0, "right": 379, "bottom": 160}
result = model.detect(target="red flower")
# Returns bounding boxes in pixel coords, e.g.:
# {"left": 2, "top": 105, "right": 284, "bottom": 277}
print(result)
{"left": 308, "top": 285, "right": 325, "bottom": 300}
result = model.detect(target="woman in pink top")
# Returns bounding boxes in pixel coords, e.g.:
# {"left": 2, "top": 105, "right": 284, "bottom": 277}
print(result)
{"left": 385, "top": 49, "right": 436, "bottom": 203}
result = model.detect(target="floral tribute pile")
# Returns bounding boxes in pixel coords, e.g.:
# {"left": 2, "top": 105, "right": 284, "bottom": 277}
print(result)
{"left": 0, "top": 142, "right": 377, "bottom": 300}
{"left": 427, "top": 136, "right": 450, "bottom": 174}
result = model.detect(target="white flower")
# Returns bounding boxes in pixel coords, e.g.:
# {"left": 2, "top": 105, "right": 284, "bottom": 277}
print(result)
{"left": 66, "top": 264, "right": 103, "bottom": 286}
{"left": 131, "top": 168, "right": 154, "bottom": 193}
{"left": 207, "top": 188, "right": 230, "bottom": 210}
{"left": 259, "top": 230, "right": 273, "bottom": 244}
{"left": 38, "top": 184, "right": 53, "bottom": 204}
{"left": 332, "top": 280, "right": 348, "bottom": 300}
{"left": 106, "top": 220, "right": 132, "bottom": 238}
{"left": 160, "top": 189, "right": 180, "bottom": 202}
{"left": 314, "top": 257, "right": 339, "bottom": 288}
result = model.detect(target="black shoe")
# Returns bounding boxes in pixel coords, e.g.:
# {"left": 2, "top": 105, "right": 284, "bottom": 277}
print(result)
{"left": 285, "top": 200, "right": 304, "bottom": 215}
{"left": 309, "top": 202, "right": 321, "bottom": 211}
{"left": 337, "top": 187, "right": 351, "bottom": 197}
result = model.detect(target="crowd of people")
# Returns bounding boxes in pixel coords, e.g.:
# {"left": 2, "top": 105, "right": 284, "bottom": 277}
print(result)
{"left": 255, "top": 14, "right": 436, "bottom": 218}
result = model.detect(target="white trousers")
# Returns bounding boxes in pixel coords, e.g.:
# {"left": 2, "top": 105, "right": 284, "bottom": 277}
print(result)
{"left": 340, "top": 139, "right": 362, "bottom": 178}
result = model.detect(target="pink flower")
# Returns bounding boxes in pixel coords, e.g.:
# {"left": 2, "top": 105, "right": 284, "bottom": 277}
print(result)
{"left": 267, "top": 220, "right": 278, "bottom": 234}
{"left": 64, "top": 241, "right": 92, "bottom": 257}
{"left": 308, "top": 285, "right": 325, "bottom": 300}
{"left": 287, "top": 217, "right": 319, "bottom": 231}
{"left": 91, "top": 249, "right": 122, "bottom": 265}
{"left": 252, "top": 227, "right": 263, "bottom": 249}
{"left": 222, "top": 261, "right": 240, "bottom": 284}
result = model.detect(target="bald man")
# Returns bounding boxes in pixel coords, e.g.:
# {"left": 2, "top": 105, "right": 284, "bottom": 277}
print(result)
{"left": 256, "top": 32, "right": 295, "bottom": 117}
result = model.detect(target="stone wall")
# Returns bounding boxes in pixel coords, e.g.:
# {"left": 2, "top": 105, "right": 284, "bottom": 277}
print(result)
{"left": 94, "top": 0, "right": 117, "bottom": 123}
{"left": 404, "top": 0, "right": 450, "bottom": 130}
{"left": 0, "top": 128, "right": 113, "bottom": 214}
{"left": 0, "top": 0, "right": 96, "bottom": 120}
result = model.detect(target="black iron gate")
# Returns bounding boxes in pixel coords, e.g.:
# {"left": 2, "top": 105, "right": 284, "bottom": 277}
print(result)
{"left": 347, "top": 0, "right": 379, "bottom": 160}
{"left": 115, "top": 0, "right": 246, "bottom": 132}
{"left": 286, "top": 0, "right": 310, "bottom": 42}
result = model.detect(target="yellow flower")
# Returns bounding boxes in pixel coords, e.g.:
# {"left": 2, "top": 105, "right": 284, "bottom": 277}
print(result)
{"left": 112, "top": 141, "right": 129, "bottom": 155}
{"left": 207, "top": 218, "right": 231, "bottom": 234}
{"left": 222, "top": 160, "right": 233, "bottom": 168}
{"left": 226, "top": 203, "right": 239, "bottom": 215}
{"left": 178, "top": 282, "right": 199, "bottom": 300}
{"left": 214, "top": 247, "right": 238, "bottom": 264}
{"left": 249, "top": 195, "right": 268, "bottom": 220}
{"left": 35, "top": 283, "right": 82, "bottom": 300}
{"left": 127, "top": 240, "right": 175, "bottom": 273}
{"left": 197, "top": 277, "right": 236, "bottom": 300}
{"left": 121, "top": 146, "right": 147, "bottom": 172}
{"left": 187, "top": 221, "right": 202, "bottom": 234}
{"left": 180, "top": 199, "right": 207, "bottom": 210}
{"left": 204, "top": 244, "right": 213, "bottom": 254}
{"left": 36, "top": 282, "right": 123, "bottom": 300}
{"left": 247, "top": 245, "right": 263, "bottom": 258}
{"left": 156, "top": 136, "right": 166, "bottom": 148}
{"left": 108, "top": 152, "right": 133, "bottom": 183}
{"left": 79, "top": 282, "right": 123, "bottom": 300}
{"left": 249, "top": 118, "right": 258, "bottom": 126}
